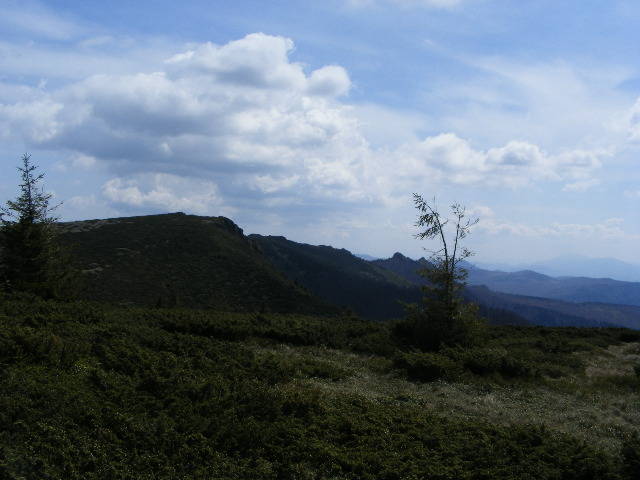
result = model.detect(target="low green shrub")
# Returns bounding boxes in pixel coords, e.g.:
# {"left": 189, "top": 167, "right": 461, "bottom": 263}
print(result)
{"left": 619, "top": 330, "right": 640, "bottom": 342}
{"left": 438, "top": 346, "right": 537, "bottom": 379}
{"left": 0, "top": 295, "right": 637, "bottom": 478}
{"left": 622, "top": 433, "right": 640, "bottom": 480}
{"left": 394, "top": 351, "right": 463, "bottom": 382}
{"left": 394, "top": 302, "right": 487, "bottom": 352}
{"left": 458, "top": 347, "right": 508, "bottom": 375}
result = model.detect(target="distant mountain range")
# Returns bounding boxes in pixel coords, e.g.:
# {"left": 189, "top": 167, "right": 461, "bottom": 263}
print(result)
{"left": 475, "top": 255, "right": 640, "bottom": 282}
{"left": 57, "top": 213, "right": 640, "bottom": 329}
{"left": 464, "top": 264, "right": 640, "bottom": 307}
{"left": 372, "top": 253, "right": 640, "bottom": 329}
{"left": 354, "top": 253, "right": 379, "bottom": 261}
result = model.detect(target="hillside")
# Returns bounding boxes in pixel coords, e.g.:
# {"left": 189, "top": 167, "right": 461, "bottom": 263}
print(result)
{"left": 249, "top": 235, "right": 420, "bottom": 320}
{"left": 58, "top": 213, "right": 334, "bottom": 315}
{"left": 250, "top": 241, "right": 527, "bottom": 325}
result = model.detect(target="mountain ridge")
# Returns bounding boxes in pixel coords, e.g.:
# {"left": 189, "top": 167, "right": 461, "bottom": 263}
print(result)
{"left": 476, "top": 255, "right": 640, "bottom": 282}
{"left": 58, "top": 212, "right": 335, "bottom": 315}
{"left": 55, "top": 213, "right": 640, "bottom": 329}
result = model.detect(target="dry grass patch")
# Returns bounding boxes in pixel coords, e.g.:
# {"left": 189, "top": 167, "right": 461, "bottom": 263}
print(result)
{"left": 274, "top": 345, "right": 640, "bottom": 454}
{"left": 584, "top": 342, "right": 640, "bottom": 378}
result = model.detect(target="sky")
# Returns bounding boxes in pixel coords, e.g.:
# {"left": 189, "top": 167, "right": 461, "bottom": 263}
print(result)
{"left": 1, "top": 0, "right": 640, "bottom": 264}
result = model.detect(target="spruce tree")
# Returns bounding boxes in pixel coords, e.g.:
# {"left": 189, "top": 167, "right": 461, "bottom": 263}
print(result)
{"left": 0, "top": 154, "right": 69, "bottom": 298}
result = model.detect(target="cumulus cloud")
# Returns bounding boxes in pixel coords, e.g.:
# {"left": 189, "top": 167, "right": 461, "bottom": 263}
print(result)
{"left": 0, "top": 33, "right": 606, "bottom": 215}
{"left": 0, "top": 99, "right": 63, "bottom": 142}
{"left": 102, "top": 174, "right": 229, "bottom": 215}
{"left": 394, "top": 135, "right": 604, "bottom": 189}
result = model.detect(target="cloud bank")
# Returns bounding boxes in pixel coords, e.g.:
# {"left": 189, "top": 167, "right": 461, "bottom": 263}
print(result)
{"left": 0, "top": 33, "right": 608, "bottom": 219}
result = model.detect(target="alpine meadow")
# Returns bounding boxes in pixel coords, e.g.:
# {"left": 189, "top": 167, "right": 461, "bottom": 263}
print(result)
{"left": 1, "top": 1, "right": 640, "bottom": 479}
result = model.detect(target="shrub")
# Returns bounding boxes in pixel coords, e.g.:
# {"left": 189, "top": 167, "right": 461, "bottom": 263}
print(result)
{"left": 394, "top": 302, "right": 486, "bottom": 352}
{"left": 394, "top": 351, "right": 462, "bottom": 382}
{"left": 458, "top": 347, "right": 506, "bottom": 375}
{"left": 622, "top": 433, "right": 640, "bottom": 480}
{"left": 448, "top": 347, "right": 537, "bottom": 379}
{"left": 619, "top": 330, "right": 640, "bottom": 342}
{"left": 499, "top": 353, "right": 537, "bottom": 378}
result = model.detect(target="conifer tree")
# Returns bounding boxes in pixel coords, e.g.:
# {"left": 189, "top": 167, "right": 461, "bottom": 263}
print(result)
{"left": 0, "top": 154, "right": 69, "bottom": 298}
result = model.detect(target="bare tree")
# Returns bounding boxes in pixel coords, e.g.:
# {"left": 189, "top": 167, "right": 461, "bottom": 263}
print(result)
{"left": 413, "top": 194, "right": 478, "bottom": 321}
{"left": 402, "top": 194, "right": 482, "bottom": 350}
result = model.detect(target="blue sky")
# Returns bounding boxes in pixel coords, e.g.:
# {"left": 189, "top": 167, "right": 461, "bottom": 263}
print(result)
{"left": 1, "top": 0, "right": 640, "bottom": 263}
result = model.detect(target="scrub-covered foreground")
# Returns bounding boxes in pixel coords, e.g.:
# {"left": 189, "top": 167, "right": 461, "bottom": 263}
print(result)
{"left": 1, "top": 294, "right": 638, "bottom": 479}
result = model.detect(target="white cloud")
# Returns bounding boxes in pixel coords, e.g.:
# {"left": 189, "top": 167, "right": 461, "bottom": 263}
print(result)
{"left": 562, "top": 178, "right": 600, "bottom": 192}
{"left": 70, "top": 153, "right": 97, "bottom": 169}
{"left": 0, "top": 33, "right": 607, "bottom": 216}
{"left": 0, "top": 37, "right": 174, "bottom": 82}
{"left": 102, "top": 174, "right": 230, "bottom": 215}
{"left": 393, "top": 134, "right": 604, "bottom": 189}
{"left": 307, "top": 65, "right": 351, "bottom": 97}
{"left": 469, "top": 205, "right": 495, "bottom": 218}
{"left": 477, "top": 216, "right": 638, "bottom": 240}
{"left": 423, "top": 55, "right": 633, "bottom": 151}
{"left": 0, "top": 99, "right": 63, "bottom": 142}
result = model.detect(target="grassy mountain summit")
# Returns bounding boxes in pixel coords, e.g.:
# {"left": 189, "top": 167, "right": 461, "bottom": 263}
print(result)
{"left": 58, "top": 212, "right": 334, "bottom": 314}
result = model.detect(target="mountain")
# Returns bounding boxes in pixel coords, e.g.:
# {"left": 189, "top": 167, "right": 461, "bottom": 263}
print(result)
{"left": 59, "top": 213, "right": 520, "bottom": 323}
{"left": 373, "top": 253, "right": 640, "bottom": 329}
{"left": 464, "top": 265, "right": 640, "bottom": 307}
{"left": 464, "top": 286, "right": 640, "bottom": 329}
{"left": 58, "top": 213, "right": 334, "bottom": 314}
{"left": 251, "top": 237, "right": 528, "bottom": 325}
{"left": 248, "top": 235, "right": 419, "bottom": 320}
{"left": 478, "top": 255, "right": 640, "bottom": 282}
{"left": 56, "top": 212, "right": 640, "bottom": 328}
{"left": 355, "top": 253, "right": 379, "bottom": 261}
